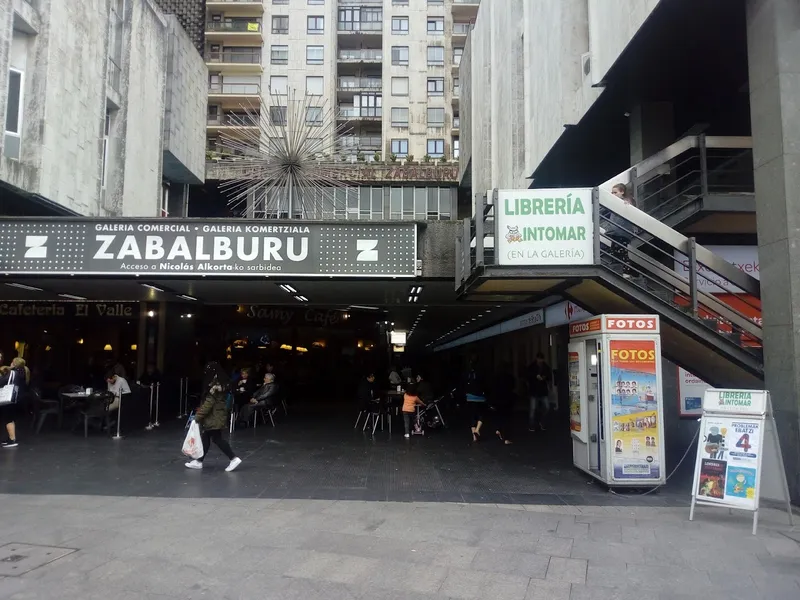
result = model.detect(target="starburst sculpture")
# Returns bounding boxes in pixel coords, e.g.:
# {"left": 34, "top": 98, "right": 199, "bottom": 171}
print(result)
{"left": 214, "top": 88, "right": 360, "bottom": 219}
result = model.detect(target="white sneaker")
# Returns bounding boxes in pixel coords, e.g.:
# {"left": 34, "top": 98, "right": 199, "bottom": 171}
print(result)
{"left": 225, "top": 457, "right": 242, "bottom": 472}
{"left": 185, "top": 460, "right": 203, "bottom": 470}
{"left": 404, "top": 434, "right": 410, "bottom": 439}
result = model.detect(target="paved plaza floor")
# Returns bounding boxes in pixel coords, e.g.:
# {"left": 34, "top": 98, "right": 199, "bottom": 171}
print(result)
{"left": 0, "top": 417, "right": 796, "bottom": 599}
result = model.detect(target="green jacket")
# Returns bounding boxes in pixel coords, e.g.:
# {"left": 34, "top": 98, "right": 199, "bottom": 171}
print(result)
{"left": 195, "top": 389, "right": 228, "bottom": 431}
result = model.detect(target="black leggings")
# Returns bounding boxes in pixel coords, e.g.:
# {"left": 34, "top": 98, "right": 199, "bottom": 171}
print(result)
{"left": 199, "top": 429, "right": 236, "bottom": 462}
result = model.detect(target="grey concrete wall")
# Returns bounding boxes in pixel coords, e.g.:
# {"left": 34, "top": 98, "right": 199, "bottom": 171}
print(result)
{"left": 419, "top": 220, "right": 461, "bottom": 279}
{"left": 458, "top": 32, "right": 472, "bottom": 185}
{"left": 468, "top": 4, "right": 491, "bottom": 213}
{"left": 152, "top": 0, "right": 204, "bottom": 54}
{"left": 162, "top": 15, "right": 206, "bottom": 185}
{"left": 747, "top": 0, "right": 800, "bottom": 502}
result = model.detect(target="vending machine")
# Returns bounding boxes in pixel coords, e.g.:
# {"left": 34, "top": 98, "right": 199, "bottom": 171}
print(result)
{"left": 568, "top": 314, "right": 666, "bottom": 487}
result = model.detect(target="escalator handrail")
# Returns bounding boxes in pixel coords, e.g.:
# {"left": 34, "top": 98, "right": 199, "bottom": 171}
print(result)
{"left": 598, "top": 188, "right": 760, "bottom": 298}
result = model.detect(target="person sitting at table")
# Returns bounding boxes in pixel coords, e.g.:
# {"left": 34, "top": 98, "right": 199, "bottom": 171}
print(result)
{"left": 106, "top": 372, "right": 131, "bottom": 416}
{"left": 233, "top": 367, "right": 257, "bottom": 413}
{"left": 357, "top": 372, "right": 376, "bottom": 408}
{"left": 237, "top": 373, "right": 278, "bottom": 425}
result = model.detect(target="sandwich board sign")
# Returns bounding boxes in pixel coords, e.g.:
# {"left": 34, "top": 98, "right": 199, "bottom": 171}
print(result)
{"left": 689, "top": 389, "right": 793, "bottom": 535}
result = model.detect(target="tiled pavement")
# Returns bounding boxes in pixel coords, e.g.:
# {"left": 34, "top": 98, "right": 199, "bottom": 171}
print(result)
{"left": 0, "top": 416, "right": 796, "bottom": 598}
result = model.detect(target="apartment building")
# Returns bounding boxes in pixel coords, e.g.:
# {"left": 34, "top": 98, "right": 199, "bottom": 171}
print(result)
{"left": 203, "top": 0, "right": 478, "bottom": 163}
{"left": 0, "top": 0, "right": 207, "bottom": 218}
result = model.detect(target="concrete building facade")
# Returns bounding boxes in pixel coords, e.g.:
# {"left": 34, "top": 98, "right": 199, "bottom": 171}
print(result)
{"left": 0, "top": 0, "right": 207, "bottom": 218}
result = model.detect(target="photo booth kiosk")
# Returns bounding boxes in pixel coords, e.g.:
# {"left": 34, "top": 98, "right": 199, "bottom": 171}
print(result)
{"left": 568, "top": 315, "right": 666, "bottom": 487}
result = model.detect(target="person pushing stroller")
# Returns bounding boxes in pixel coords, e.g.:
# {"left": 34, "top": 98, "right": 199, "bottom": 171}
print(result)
{"left": 402, "top": 383, "right": 425, "bottom": 439}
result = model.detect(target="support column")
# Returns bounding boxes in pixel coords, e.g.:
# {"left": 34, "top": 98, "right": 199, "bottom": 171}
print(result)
{"left": 747, "top": 0, "right": 800, "bottom": 502}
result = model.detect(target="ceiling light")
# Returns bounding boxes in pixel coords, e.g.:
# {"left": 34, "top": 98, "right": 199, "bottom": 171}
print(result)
{"left": 294, "top": 295, "right": 309, "bottom": 302}
{"left": 59, "top": 293, "right": 87, "bottom": 300}
{"left": 6, "top": 283, "right": 42, "bottom": 291}
{"left": 178, "top": 294, "right": 197, "bottom": 301}
{"left": 279, "top": 284, "right": 297, "bottom": 294}
{"left": 147, "top": 310, "right": 155, "bottom": 317}
{"left": 349, "top": 305, "right": 380, "bottom": 311}
{"left": 141, "top": 284, "right": 164, "bottom": 292}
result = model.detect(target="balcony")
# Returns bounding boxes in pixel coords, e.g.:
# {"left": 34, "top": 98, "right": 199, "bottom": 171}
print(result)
{"left": 207, "top": 112, "right": 261, "bottom": 132}
{"left": 337, "top": 21, "right": 383, "bottom": 34}
{"left": 337, "top": 77, "right": 382, "bottom": 93}
{"left": 208, "top": 82, "right": 262, "bottom": 104}
{"left": 452, "top": 0, "right": 480, "bottom": 20}
{"left": 451, "top": 87, "right": 460, "bottom": 105}
{"left": 205, "top": 49, "right": 262, "bottom": 73}
{"left": 338, "top": 0, "right": 382, "bottom": 4}
{"left": 452, "top": 117, "right": 460, "bottom": 133}
{"left": 337, "top": 135, "right": 382, "bottom": 153}
{"left": 453, "top": 22, "right": 472, "bottom": 37}
{"left": 338, "top": 107, "right": 382, "bottom": 122}
{"left": 337, "top": 49, "right": 382, "bottom": 63}
{"left": 205, "top": 19, "right": 263, "bottom": 42}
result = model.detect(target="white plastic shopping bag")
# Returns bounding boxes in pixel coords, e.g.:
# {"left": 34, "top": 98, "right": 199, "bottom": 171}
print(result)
{"left": 182, "top": 420, "right": 204, "bottom": 460}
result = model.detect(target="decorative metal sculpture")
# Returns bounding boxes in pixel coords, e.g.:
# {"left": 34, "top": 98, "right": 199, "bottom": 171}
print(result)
{"left": 213, "top": 88, "right": 356, "bottom": 219}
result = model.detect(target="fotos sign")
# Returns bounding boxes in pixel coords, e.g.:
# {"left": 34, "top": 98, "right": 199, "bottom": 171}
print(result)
{"left": 496, "top": 188, "right": 594, "bottom": 266}
{"left": 0, "top": 219, "right": 417, "bottom": 278}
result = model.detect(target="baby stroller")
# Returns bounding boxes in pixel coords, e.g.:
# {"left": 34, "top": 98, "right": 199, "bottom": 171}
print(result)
{"left": 412, "top": 396, "right": 447, "bottom": 435}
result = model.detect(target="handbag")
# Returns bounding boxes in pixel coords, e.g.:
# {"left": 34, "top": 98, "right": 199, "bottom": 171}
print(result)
{"left": 182, "top": 420, "right": 204, "bottom": 459}
{"left": 0, "top": 370, "right": 18, "bottom": 406}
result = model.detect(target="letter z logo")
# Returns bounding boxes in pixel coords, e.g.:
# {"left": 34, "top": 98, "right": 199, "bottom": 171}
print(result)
{"left": 356, "top": 240, "right": 378, "bottom": 262}
{"left": 24, "top": 236, "right": 48, "bottom": 258}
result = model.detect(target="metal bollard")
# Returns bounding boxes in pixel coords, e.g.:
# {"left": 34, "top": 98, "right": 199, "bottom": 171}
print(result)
{"left": 154, "top": 382, "right": 161, "bottom": 427}
{"left": 178, "top": 377, "right": 184, "bottom": 418}
{"left": 112, "top": 395, "right": 123, "bottom": 440}
{"left": 145, "top": 384, "right": 155, "bottom": 431}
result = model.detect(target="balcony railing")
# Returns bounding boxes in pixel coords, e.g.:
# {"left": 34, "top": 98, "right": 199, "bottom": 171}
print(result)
{"left": 339, "top": 107, "right": 382, "bottom": 119}
{"left": 208, "top": 113, "right": 261, "bottom": 127}
{"left": 337, "top": 77, "right": 382, "bottom": 91}
{"left": 206, "top": 50, "right": 262, "bottom": 64}
{"left": 453, "top": 23, "right": 472, "bottom": 35}
{"left": 107, "top": 57, "right": 121, "bottom": 93}
{"left": 452, "top": 117, "right": 460, "bottom": 129}
{"left": 338, "top": 0, "right": 382, "bottom": 4}
{"left": 337, "top": 21, "right": 383, "bottom": 32}
{"left": 337, "top": 135, "right": 382, "bottom": 151}
{"left": 452, "top": 0, "right": 479, "bottom": 4}
{"left": 208, "top": 0, "right": 264, "bottom": 3}
{"left": 206, "top": 20, "right": 262, "bottom": 33}
{"left": 338, "top": 49, "right": 382, "bottom": 62}
{"left": 208, "top": 82, "right": 261, "bottom": 95}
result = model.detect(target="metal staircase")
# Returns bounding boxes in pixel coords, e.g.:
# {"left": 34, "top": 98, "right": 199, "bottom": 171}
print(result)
{"left": 454, "top": 188, "right": 763, "bottom": 389}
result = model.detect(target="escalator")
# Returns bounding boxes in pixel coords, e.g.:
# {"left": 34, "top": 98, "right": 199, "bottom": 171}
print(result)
{"left": 454, "top": 188, "right": 763, "bottom": 390}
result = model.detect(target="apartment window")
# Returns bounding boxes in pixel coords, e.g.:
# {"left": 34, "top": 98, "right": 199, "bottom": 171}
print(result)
{"left": 306, "top": 45, "right": 323, "bottom": 65}
{"left": 270, "top": 106, "right": 287, "bottom": 126}
{"left": 306, "top": 76, "right": 324, "bottom": 96}
{"left": 427, "top": 107, "right": 445, "bottom": 126}
{"left": 272, "top": 15, "right": 289, "bottom": 34}
{"left": 427, "top": 0, "right": 444, "bottom": 4}
{"left": 357, "top": 94, "right": 382, "bottom": 118}
{"left": 393, "top": 0, "right": 409, "bottom": 5}
{"left": 391, "top": 107, "right": 409, "bottom": 127}
{"left": 391, "top": 139, "right": 408, "bottom": 157}
{"left": 427, "top": 17, "right": 444, "bottom": 34}
{"left": 453, "top": 138, "right": 460, "bottom": 159}
{"left": 270, "top": 76, "right": 288, "bottom": 95}
{"left": 4, "top": 68, "right": 23, "bottom": 159}
{"left": 427, "top": 46, "right": 444, "bottom": 66}
{"left": 391, "top": 77, "right": 409, "bottom": 96}
{"left": 454, "top": 47, "right": 464, "bottom": 65}
{"left": 273, "top": 0, "right": 288, "bottom": 4}
{"left": 307, "top": 16, "right": 324, "bottom": 34}
{"left": 427, "top": 139, "right": 444, "bottom": 158}
{"left": 101, "top": 110, "right": 112, "bottom": 189}
{"left": 427, "top": 77, "right": 444, "bottom": 96}
{"left": 306, "top": 107, "right": 323, "bottom": 126}
{"left": 308, "top": 0, "right": 325, "bottom": 4}
{"left": 453, "top": 77, "right": 460, "bottom": 96}
{"left": 391, "top": 17, "right": 409, "bottom": 34}
{"left": 391, "top": 46, "right": 409, "bottom": 66}
{"left": 271, "top": 45, "right": 288, "bottom": 65}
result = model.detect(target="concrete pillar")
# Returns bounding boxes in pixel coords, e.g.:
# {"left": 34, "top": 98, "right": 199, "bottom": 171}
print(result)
{"left": 746, "top": 0, "right": 800, "bottom": 502}
{"left": 629, "top": 102, "right": 675, "bottom": 164}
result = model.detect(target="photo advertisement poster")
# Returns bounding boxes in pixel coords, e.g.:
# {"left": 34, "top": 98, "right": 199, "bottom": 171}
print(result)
{"left": 609, "top": 339, "right": 661, "bottom": 480}
{"left": 568, "top": 351, "right": 582, "bottom": 433}
{"left": 696, "top": 415, "right": 761, "bottom": 509}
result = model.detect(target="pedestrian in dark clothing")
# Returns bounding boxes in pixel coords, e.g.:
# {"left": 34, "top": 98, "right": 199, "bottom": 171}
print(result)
{"left": 357, "top": 373, "right": 376, "bottom": 405}
{"left": 606, "top": 182, "right": 637, "bottom": 278}
{"left": 491, "top": 363, "right": 516, "bottom": 445}
{"left": 415, "top": 373, "right": 434, "bottom": 403}
{"left": 465, "top": 363, "right": 487, "bottom": 442}
{"left": 238, "top": 372, "right": 278, "bottom": 424}
{"left": 233, "top": 367, "right": 257, "bottom": 412}
{"left": 527, "top": 352, "right": 551, "bottom": 432}
{"left": 185, "top": 362, "right": 241, "bottom": 472}
{"left": 0, "top": 358, "right": 29, "bottom": 448}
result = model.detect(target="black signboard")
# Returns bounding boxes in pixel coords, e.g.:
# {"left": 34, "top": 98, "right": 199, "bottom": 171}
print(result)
{"left": 0, "top": 219, "right": 417, "bottom": 277}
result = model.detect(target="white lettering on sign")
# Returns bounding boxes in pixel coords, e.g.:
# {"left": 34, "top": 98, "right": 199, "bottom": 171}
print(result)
{"left": 24, "top": 236, "right": 48, "bottom": 258}
{"left": 356, "top": 240, "right": 379, "bottom": 262}
{"left": 605, "top": 317, "right": 657, "bottom": 331}
{"left": 92, "top": 235, "right": 309, "bottom": 263}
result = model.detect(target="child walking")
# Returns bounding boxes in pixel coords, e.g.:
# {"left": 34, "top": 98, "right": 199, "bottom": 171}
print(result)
{"left": 402, "top": 384, "right": 425, "bottom": 438}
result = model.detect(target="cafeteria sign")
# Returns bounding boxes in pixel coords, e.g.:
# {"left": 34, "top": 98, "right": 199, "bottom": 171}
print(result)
{"left": 0, "top": 219, "right": 417, "bottom": 277}
{"left": 495, "top": 188, "right": 594, "bottom": 266}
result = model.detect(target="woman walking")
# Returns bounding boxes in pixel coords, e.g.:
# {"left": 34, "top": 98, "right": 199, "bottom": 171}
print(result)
{"left": 0, "top": 358, "right": 30, "bottom": 448}
{"left": 185, "top": 362, "right": 242, "bottom": 472}
{"left": 464, "top": 361, "right": 487, "bottom": 442}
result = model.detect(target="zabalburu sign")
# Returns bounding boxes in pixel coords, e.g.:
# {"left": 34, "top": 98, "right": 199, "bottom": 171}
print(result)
{"left": 0, "top": 219, "right": 417, "bottom": 277}
{"left": 495, "top": 188, "right": 594, "bottom": 266}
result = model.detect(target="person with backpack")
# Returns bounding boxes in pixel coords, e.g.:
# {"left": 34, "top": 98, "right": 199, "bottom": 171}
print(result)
{"left": 185, "top": 362, "right": 242, "bottom": 472}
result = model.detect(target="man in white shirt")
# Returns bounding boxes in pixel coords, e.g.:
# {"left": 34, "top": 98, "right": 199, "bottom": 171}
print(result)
{"left": 106, "top": 373, "right": 131, "bottom": 413}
